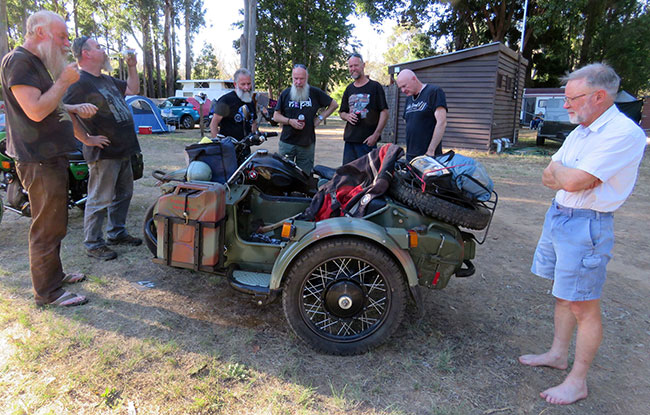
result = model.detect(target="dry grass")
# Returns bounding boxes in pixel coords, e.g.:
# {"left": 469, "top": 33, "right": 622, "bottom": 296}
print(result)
{"left": 1, "top": 121, "right": 648, "bottom": 414}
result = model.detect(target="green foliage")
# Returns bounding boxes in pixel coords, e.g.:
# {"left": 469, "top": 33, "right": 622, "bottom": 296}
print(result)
{"left": 255, "top": 0, "right": 357, "bottom": 97}
{"left": 355, "top": 0, "right": 650, "bottom": 95}
{"left": 192, "top": 43, "right": 224, "bottom": 79}
{"left": 383, "top": 24, "right": 435, "bottom": 65}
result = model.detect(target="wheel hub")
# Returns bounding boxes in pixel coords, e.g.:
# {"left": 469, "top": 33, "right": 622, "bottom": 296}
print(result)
{"left": 324, "top": 280, "right": 364, "bottom": 318}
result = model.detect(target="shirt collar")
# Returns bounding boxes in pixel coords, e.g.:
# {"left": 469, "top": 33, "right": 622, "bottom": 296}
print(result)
{"left": 582, "top": 104, "right": 619, "bottom": 134}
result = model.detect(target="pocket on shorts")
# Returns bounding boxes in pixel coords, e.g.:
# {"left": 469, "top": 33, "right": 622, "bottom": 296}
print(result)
{"left": 581, "top": 254, "right": 601, "bottom": 269}
{"left": 576, "top": 253, "right": 606, "bottom": 300}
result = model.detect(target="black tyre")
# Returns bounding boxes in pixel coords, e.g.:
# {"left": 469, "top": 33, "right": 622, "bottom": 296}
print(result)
{"left": 143, "top": 201, "right": 157, "bottom": 256}
{"left": 180, "top": 115, "right": 194, "bottom": 129}
{"left": 282, "top": 238, "right": 407, "bottom": 355}
{"left": 536, "top": 134, "right": 545, "bottom": 146}
{"left": 388, "top": 177, "right": 491, "bottom": 230}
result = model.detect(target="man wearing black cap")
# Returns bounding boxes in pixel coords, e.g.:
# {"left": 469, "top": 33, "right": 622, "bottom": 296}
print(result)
{"left": 63, "top": 36, "right": 142, "bottom": 261}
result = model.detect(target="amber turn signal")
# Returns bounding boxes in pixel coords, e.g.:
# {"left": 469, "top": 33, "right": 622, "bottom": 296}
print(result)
{"left": 408, "top": 230, "right": 418, "bottom": 248}
{"left": 281, "top": 222, "right": 295, "bottom": 239}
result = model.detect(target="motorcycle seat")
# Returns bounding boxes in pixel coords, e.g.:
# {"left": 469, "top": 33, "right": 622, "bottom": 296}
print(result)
{"left": 312, "top": 165, "right": 335, "bottom": 180}
{"left": 66, "top": 150, "right": 85, "bottom": 161}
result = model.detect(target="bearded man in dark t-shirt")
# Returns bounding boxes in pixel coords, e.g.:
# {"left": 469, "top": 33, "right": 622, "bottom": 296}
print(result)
{"left": 0, "top": 11, "right": 103, "bottom": 307}
{"left": 339, "top": 53, "right": 389, "bottom": 165}
{"left": 396, "top": 69, "right": 448, "bottom": 161}
{"left": 210, "top": 68, "right": 257, "bottom": 140}
{"left": 63, "top": 36, "right": 142, "bottom": 261}
{"left": 273, "top": 64, "right": 338, "bottom": 173}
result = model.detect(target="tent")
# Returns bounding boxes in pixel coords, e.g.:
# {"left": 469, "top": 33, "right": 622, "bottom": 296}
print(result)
{"left": 615, "top": 90, "right": 643, "bottom": 124}
{"left": 125, "top": 95, "right": 169, "bottom": 133}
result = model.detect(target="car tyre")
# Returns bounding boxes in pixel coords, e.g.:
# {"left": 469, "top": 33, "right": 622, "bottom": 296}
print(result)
{"left": 282, "top": 238, "right": 407, "bottom": 355}
{"left": 180, "top": 115, "right": 194, "bottom": 129}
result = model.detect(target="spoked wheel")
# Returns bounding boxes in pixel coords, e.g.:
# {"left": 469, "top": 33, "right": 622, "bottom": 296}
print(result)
{"left": 282, "top": 238, "right": 407, "bottom": 355}
{"left": 143, "top": 201, "right": 157, "bottom": 256}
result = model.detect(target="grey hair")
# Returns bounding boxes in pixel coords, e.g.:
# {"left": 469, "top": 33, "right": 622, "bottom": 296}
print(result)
{"left": 562, "top": 63, "right": 620, "bottom": 98}
{"left": 25, "top": 10, "right": 64, "bottom": 40}
{"left": 234, "top": 68, "right": 252, "bottom": 83}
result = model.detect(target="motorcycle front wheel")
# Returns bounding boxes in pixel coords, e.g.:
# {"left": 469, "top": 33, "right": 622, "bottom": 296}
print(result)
{"left": 282, "top": 238, "right": 407, "bottom": 355}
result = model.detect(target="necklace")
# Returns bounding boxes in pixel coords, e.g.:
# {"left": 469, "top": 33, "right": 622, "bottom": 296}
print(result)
{"left": 414, "top": 84, "right": 426, "bottom": 101}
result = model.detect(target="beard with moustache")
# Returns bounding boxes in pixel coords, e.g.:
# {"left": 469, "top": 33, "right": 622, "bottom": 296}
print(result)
{"left": 290, "top": 83, "right": 310, "bottom": 102}
{"left": 235, "top": 87, "right": 253, "bottom": 103}
{"left": 36, "top": 35, "right": 68, "bottom": 80}
{"left": 101, "top": 53, "right": 113, "bottom": 73}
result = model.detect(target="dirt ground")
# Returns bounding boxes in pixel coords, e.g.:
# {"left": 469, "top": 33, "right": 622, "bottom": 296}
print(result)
{"left": 0, "top": 121, "right": 648, "bottom": 414}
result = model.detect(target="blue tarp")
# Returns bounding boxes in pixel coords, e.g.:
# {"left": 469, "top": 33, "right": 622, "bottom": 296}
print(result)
{"left": 125, "top": 95, "right": 169, "bottom": 133}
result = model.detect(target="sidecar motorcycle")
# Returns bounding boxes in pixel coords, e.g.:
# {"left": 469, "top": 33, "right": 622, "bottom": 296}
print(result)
{"left": 143, "top": 135, "right": 496, "bottom": 355}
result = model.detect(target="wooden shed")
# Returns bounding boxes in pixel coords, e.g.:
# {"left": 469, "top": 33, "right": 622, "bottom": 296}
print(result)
{"left": 385, "top": 42, "right": 528, "bottom": 152}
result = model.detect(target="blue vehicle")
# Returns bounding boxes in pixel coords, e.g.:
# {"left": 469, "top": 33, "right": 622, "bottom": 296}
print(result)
{"left": 158, "top": 97, "right": 202, "bottom": 129}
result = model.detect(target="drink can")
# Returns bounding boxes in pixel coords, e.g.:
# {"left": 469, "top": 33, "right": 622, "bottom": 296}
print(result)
{"left": 297, "top": 114, "right": 305, "bottom": 121}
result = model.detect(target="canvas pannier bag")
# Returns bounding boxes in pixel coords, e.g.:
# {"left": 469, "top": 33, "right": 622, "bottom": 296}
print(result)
{"left": 184, "top": 139, "right": 237, "bottom": 183}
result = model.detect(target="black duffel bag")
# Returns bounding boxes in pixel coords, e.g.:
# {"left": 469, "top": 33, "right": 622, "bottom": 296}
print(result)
{"left": 184, "top": 139, "right": 237, "bottom": 183}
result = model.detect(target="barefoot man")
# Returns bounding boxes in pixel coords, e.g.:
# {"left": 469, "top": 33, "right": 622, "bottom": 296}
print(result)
{"left": 519, "top": 63, "right": 646, "bottom": 405}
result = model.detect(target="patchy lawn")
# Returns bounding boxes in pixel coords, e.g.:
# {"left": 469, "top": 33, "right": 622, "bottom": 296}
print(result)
{"left": 1, "top": 121, "right": 648, "bottom": 414}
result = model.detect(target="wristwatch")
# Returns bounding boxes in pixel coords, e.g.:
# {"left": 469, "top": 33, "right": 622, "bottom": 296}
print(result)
{"left": 318, "top": 115, "right": 324, "bottom": 121}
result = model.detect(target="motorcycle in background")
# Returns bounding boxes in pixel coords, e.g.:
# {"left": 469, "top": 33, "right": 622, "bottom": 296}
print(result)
{"left": 0, "top": 136, "right": 89, "bottom": 217}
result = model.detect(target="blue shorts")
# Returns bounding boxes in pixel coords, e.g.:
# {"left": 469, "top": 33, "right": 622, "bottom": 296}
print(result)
{"left": 531, "top": 200, "right": 614, "bottom": 301}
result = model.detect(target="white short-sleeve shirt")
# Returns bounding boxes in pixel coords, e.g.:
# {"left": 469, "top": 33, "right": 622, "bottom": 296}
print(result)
{"left": 552, "top": 105, "right": 646, "bottom": 212}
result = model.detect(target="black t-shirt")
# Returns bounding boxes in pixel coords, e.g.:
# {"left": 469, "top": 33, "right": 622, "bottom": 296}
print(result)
{"left": 403, "top": 84, "right": 448, "bottom": 160}
{"left": 340, "top": 79, "right": 388, "bottom": 143}
{"left": 213, "top": 90, "right": 256, "bottom": 140}
{"left": 274, "top": 86, "right": 332, "bottom": 146}
{"left": 0, "top": 47, "right": 76, "bottom": 162}
{"left": 63, "top": 71, "right": 140, "bottom": 162}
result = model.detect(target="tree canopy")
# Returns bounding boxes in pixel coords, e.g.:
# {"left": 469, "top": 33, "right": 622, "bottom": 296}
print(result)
{"left": 355, "top": 0, "right": 650, "bottom": 95}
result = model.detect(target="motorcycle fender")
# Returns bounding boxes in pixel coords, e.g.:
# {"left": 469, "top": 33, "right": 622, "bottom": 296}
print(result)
{"left": 269, "top": 217, "right": 418, "bottom": 290}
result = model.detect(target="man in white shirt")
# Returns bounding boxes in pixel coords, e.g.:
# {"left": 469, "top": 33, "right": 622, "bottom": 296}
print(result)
{"left": 518, "top": 63, "right": 646, "bottom": 405}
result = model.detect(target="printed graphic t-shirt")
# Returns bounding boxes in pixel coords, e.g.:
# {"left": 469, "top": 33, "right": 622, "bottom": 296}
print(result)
{"left": 63, "top": 71, "right": 140, "bottom": 162}
{"left": 0, "top": 47, "right": 76, "bottom": 162}
{"left": 403, "top": 84, "right": 447, "bottom": 160}
{"left": 274, "top": 86, "right": 332, "bottom": 146}
{"left": 213, "top": 90, "right": 256, "bottom": 140}
{"left": 340, "top": 79, "right": 388, "bottom": 143}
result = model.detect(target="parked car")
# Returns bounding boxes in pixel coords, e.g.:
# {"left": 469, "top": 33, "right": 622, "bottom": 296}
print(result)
{"left": 158, "top": 97, "right": 206, "bottom": 129}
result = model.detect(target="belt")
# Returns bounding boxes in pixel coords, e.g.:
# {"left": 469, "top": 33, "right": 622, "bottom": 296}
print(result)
{"left": 553, "top": 200, "right": 613, "bottom": 219}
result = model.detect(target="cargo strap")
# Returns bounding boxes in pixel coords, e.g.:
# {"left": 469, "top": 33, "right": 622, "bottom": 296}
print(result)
{"left": 154, "top": 214, "right": 226, "bottom": 271}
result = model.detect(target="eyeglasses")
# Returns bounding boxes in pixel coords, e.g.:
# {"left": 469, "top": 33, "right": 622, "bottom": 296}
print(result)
{"left": 564, "top": 92, "right": 594, "bottom": 104}
{"left": 293, "top": 63, "right": 307, "bottom": 69}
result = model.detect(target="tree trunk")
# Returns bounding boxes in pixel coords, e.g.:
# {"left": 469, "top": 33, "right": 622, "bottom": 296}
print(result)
{"left": 142, "top": 16, "right": 155, "bottom": 96}
{"left": 184, "top": 2, "right": 192, "bottom": 79}
{"left": 241, "top": 0, "right": 249, "bottom": 69}
{"left": 164, "top": 0, "right": 174, "bottom": 96}
{"left": 247, "top": 0, "right": 256, "bottom": 82}
{"left": 0, "top": 0, "right": 9, "bottom": 60}
{"left": 172, "top": 24, "right": 178, "bottom": 94}
{"left": 579, "top": 0, "right": 607, "bottom": 66}
{"left": 152, "top": 14, "right": 162, "bottom": 98}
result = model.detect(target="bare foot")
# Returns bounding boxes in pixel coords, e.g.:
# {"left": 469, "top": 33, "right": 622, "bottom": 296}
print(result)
{"left": 540, "top": 377, "right": 588, "bottom": 405}
{"left": 518, "top": 352, "right": 568, "bottom": 370}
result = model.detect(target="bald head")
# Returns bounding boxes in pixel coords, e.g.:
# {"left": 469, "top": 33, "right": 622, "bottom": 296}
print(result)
{"left": 396, "top": 69, "right": 423, "bottom": 97}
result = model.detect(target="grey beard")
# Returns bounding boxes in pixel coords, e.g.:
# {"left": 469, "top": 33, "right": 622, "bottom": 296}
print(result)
{"left": 236, "top": 88, "right": 253, "bottom": 103}
{"left": 36, "top": 38, "right": 67, "bottom": 80}
{"left": 290, "top": 84, "right": 310, "bottom": 102}
{"left": 102, "top": 55, "right": 113, "bottom": 73}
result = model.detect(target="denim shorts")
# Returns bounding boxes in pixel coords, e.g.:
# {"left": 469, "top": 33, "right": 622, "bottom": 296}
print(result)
{"left": 531, "top": 200, "right": 614, "bottom": 301}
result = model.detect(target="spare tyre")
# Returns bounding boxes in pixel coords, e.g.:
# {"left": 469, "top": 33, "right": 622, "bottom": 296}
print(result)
{"left": 388, "top": 177, "right": 491, "bottom": 230}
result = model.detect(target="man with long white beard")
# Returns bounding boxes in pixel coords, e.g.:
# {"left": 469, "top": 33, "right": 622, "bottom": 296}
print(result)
{"left": 210, "top": 68, "right": 257, "bottom": 140}
{"left": 0, "top": 10, "right": 100, "bottom": 306}
{"left": 63, "top": 36, "right": 141, "bottom": 261}
{"left": 273, "top": 64, "right": 338, "bottom": 173}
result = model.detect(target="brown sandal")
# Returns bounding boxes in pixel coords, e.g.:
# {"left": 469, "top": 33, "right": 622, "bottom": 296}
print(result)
{"left": 62, "top": 272, "right": 86, "bottom": 284}
{"left": 48, "top": 291, "right": 88, "bottom": 307}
